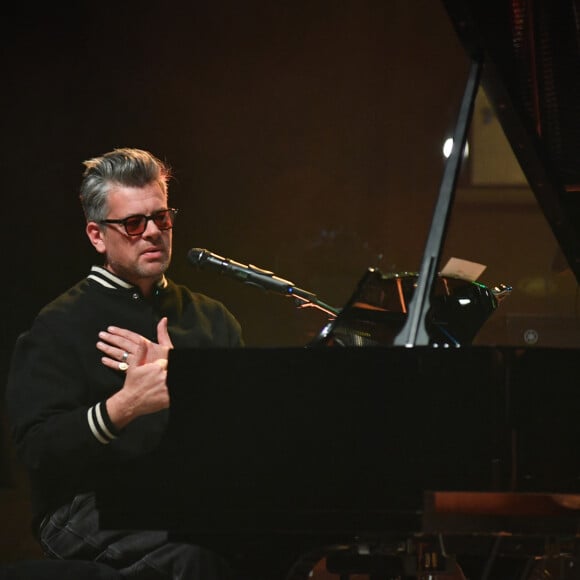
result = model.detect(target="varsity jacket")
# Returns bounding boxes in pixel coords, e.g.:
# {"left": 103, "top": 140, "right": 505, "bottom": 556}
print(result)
{"left": 5, "top": 266, "right": 243, "bottom": 531}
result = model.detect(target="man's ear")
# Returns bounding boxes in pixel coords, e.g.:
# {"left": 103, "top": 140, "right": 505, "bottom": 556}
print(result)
{"left": 86, "top": 222, "right": 106, "bottom": 254}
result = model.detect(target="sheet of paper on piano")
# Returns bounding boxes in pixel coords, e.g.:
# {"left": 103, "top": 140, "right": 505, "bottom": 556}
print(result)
{"left": 440, "top": 257, "right": 486, "bottom": 282}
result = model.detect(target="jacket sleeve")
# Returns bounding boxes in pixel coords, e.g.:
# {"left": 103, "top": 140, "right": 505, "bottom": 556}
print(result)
{"left": 5, "top": 322, "right": 120, "bottom": 473}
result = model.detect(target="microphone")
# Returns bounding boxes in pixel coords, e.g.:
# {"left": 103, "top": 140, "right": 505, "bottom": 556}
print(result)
{"left": 187, "top": 248, "right": 341, "bottom": 317}
{"left": 188, "top": 247, "right": 306, "bottom": 296}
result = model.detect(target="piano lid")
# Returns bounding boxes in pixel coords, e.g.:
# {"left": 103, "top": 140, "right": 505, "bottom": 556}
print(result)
{"left": 442, "top": 0, "right": 580, "bottom": 283}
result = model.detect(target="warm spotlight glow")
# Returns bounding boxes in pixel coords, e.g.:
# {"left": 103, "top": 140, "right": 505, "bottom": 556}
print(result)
{"left": 443, "top": 138, "right": 454, "bottom": 158}
{"left": 442, "top": 138, "right": 470, "bottom": 159}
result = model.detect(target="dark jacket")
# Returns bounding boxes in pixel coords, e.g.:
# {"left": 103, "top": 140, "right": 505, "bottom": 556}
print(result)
{"left": 5, "top": 266, "right": 243, "bottom": 531}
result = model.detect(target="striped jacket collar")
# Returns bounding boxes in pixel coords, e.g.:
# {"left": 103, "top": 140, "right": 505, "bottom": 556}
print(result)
{"left": 87, "top": 265, "right": 168, "bottom": 292}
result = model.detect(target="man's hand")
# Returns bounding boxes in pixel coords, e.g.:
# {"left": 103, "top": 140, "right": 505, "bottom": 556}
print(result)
{"left": 97, "top": 317, "right": 173, "bottom": 371}
{"left": 106, "top": 339, "right": 169, "bottom": 428}
{"left": 98, "top": 318, "right": 174, "bottom": 429}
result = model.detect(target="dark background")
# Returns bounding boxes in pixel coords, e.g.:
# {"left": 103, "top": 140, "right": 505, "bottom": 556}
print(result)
{"left": 1, "top": 1, "right": 469, "bottom": 348}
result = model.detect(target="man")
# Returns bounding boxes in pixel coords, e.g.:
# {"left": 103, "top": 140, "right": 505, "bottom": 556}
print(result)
{"left": 5, "top": 148, "right": 243, "bottom": 578}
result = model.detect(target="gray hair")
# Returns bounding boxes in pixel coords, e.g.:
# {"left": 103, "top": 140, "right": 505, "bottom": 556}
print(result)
{"left": 79, "top": 148, "right": 172, "bottom": 222}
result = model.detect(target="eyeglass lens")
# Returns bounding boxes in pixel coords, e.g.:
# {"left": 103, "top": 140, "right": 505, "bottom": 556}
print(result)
{"left": 125, "top": 210, "right": 175, "bottom": 235}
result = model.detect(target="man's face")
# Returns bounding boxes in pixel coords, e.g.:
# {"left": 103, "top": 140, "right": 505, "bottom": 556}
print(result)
{"left": 86, "top": 182, "right": 173, "bottom": 293}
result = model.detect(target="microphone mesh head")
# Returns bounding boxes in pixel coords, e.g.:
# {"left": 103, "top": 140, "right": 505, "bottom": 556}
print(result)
{"left": 187, "top": 248, "right": 205, "bottom": 266}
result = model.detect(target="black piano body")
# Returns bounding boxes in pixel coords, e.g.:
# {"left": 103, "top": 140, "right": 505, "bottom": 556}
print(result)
{"left": 95, "top": 344, "right": 580, "bottom": 579}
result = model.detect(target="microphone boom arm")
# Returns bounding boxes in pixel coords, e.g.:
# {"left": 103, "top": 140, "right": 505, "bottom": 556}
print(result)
{"left": 242, "top": 263, "right": 339, "bottom": 317}
{"left": 286, "top": 286, "right": 340, "bottom": 317}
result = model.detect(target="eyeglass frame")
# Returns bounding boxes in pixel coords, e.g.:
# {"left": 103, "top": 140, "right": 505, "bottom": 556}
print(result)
{"left": 99, "top": 208, "right": 179, "bottom": 236}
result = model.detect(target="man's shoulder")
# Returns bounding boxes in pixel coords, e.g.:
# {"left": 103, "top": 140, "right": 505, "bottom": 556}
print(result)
{"left": 164, "top": 278, "right": 243, "bottom": 345}
{"left": 36, "top": 277, "right": 94, "bottom": 318}
{"left": 165, "top": 278, "right": 229, "bottom": 310}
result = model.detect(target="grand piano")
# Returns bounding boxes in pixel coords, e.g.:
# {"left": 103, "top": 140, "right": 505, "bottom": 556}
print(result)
{"left": 96, "top": 2, "right": 580, "bottom": 579}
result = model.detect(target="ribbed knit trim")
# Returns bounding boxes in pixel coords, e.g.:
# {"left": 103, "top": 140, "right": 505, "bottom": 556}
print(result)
{"left": 87, "top": 401, "right": 119, "bottom": 444}
{"left": 87, "top": 265, "right": 167, "bottom": 291}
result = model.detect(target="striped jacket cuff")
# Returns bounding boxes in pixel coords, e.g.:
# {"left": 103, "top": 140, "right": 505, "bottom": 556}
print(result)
{"left": 87, "top": 401, "right": 119, "bottom": 444}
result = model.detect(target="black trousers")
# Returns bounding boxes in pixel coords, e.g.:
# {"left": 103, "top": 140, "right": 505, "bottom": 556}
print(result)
{"left": 38, "top": 492, "right": 235, "bottom": 580}
{"left": 0, "top": 560, "right": 123, "bottom": 580}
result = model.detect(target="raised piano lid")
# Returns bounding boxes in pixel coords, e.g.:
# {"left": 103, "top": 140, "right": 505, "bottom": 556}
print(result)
{"left": 441, "top": 0, "right": 580, "bottom": 283}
